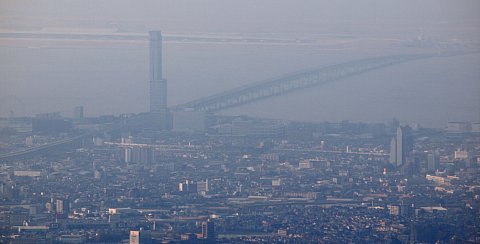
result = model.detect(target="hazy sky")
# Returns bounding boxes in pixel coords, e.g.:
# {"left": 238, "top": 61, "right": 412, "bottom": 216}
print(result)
{"left": 0, "top": 1, "right": 479, "bottom": 127}
{"left": 1, "top": 0, "right": 479, "bottom": 36}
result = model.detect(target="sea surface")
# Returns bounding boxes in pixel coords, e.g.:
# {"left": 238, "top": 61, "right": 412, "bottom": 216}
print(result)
{"left": 0, "top": 37, "right": 479, "bottom": 128}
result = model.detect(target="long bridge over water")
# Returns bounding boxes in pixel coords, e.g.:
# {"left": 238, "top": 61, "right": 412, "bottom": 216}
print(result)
{"left": 171, "top": 53, "right": 434, "bottom": 112}
{"left": 0, "top": 51, "right": 464, "bottom": 162}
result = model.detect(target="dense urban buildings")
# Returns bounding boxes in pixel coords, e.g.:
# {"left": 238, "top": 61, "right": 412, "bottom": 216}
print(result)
{"left": 1, "top": 24, "right": 479, "bottom": 243}
{"left": 0, "top": 113, "right": 479, "bottom": 243}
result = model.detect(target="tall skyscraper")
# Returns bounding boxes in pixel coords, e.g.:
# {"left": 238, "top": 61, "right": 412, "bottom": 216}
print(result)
{"left": 390, "top": 126, "right": 413, "bottom": 166}
{"left": 427, "top": 150, "right": 439, "bottom": 172}
{"left": 395, "top": 127, "right": 405, "bottom": 166}
{"left": 149, "top": 31, "right": 168, "bottom": 130}
{"left": 124, "top": 148, "right": 132, "bottom": 163}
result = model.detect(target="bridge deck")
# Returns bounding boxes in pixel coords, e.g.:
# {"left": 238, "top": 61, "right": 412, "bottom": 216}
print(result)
{"left": 171, "top": 54, "right": 433, "bottom": 112}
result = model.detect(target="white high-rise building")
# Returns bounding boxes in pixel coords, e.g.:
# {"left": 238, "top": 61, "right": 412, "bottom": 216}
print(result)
{"left": 395, "top": 127, "right": 405, "bottom": 166}
{"left": 390, "top": 126, "right": 412, "bottom": 167}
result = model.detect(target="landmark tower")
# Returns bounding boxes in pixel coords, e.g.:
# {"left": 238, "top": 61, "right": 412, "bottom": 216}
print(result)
{"left": 149, "top": 31, "right": 168, "bottom": 130}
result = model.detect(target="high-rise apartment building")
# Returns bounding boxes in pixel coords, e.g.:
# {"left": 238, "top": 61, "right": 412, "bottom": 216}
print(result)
{"left": 390, "top": 126, "right": 413, "bottom": 166}
{"left": 201, "top": 220, "right": 215, "bottom": 240}
{"left": 197, "top": 179, "right": 209, "bottom": 194}
{"left": 427, "top": 150, "right": 439, "bottom": 172}
{"left": 395, "top": 127, "right": 405, "bottom": 166}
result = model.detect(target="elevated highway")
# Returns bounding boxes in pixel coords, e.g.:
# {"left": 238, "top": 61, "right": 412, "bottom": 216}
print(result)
{"left": 0, "top": 134, "right": 89, "bottom": 162}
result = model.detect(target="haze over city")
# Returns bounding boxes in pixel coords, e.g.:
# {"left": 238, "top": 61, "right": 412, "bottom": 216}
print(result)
{"left": 0, "top": 1, "right": 480, "bottom": 243}
{"left": 1, "top": 0, "right": 479, "bottom": 127}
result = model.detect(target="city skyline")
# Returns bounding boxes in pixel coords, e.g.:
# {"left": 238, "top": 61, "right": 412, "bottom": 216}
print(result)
{"left": 1, "top": 1, "right": 479, "bottom": 127}
{"left": 0, "top": 1, "right": 479, "bottom": 243}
